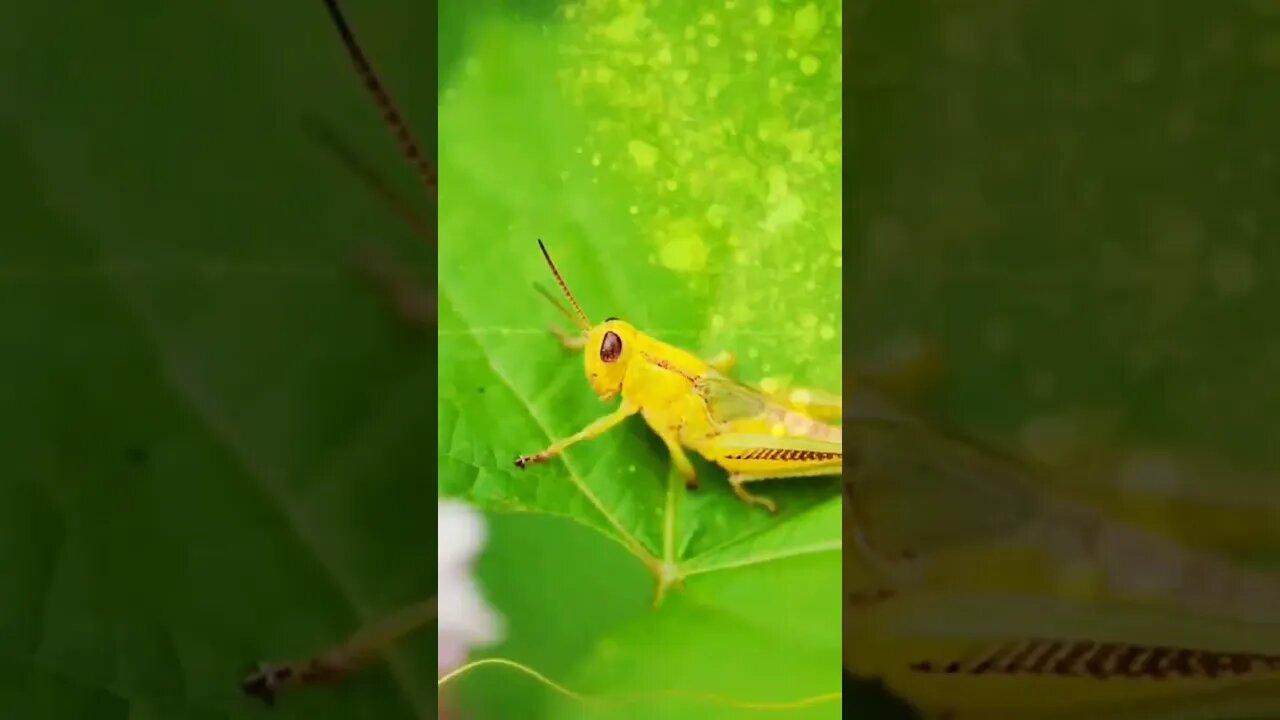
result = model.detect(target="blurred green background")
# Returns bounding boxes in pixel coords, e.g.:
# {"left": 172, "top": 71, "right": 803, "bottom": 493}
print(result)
{"left": 851, "top": 1, "right": 1280, "bottom": 716}
{"left": 852, "top": 0, "right": 1280, "bottom": 467}
{"left": 2, "top": 1, "right": 437, "bottom": 718}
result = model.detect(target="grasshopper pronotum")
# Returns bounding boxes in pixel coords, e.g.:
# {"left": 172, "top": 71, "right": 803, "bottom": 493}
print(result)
{"left": 514, "top": 241, "right": 843, "bottom": 514}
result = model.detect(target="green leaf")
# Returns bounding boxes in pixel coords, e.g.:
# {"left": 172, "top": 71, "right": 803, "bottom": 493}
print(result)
{"left": 437, "top": 3, "right": 843, "bottom": 716}
{"left": 437, "top": 2, "right": 843, "bottom": 601}
{"left": 548, "top": 589, "right": 838, "bottom": 720}
{"left": 453, "top": 511, "right": 653, "bottom": 718}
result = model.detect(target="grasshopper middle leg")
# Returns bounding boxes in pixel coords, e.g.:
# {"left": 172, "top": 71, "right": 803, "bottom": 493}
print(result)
{"left": 655, "top": 424, "right": 699, "bottom": 490}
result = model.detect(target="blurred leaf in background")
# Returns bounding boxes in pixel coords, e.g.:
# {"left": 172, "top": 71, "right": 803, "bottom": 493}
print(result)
{"left": 851, "top": 0, "right": 1280, "bottom": 468}
{"left": 437, "top": 0, "right": 842, "bottom": 718}
{"left": 851, "top": 0, "right": 1280, "bottom": 716}
{"left": 851, "top": 0, "right": 1280, "bottom": 562}
{"left": 1, "top": 1, "right": 437, "bottom": 718}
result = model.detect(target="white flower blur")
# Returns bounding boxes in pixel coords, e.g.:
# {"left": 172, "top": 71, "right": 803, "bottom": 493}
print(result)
{"left": 437, "top": 499, "right": 504, "bottom": 675}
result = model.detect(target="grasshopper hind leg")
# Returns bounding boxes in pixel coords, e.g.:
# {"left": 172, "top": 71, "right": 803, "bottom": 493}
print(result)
{"left": 727, "top": 464, "right": 843, "bottom": 514}
{"left": 706, "top": 433, "right": 843, "bottom": 513}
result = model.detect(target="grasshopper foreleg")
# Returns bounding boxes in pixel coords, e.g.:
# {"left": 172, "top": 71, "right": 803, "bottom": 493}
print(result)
{"left": 352, "top": 246, "right": 435, "bottom": 330}
{"left": 514, "top": 402, "right": 637, "bottom": 468}
{"left": 550, "top": 325, "right": 587, "bottom": 350}
{"left": 242, "top": 598, "right": 435, "bottom": 705}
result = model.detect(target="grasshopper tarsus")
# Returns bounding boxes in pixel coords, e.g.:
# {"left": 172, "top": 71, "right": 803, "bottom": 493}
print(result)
{"left": 240, "top": 657, "right": 353, "bottom": 707}
{"left": 239, "top": 599, "right": 434, "bottom": 703}
{"left": 729, "top": 474, "right": 780, "bottom": 514}
{"left": 241, "top": 663, "right": 289, "bottom": 706}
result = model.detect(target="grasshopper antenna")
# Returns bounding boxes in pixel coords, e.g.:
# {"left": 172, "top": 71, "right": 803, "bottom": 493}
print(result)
{"left": 320, "top": 0, "right": 436, "bottom": 198}
{"left": 537, "top": 239, "right": 591, "bottom": 330}
{"left": 300, "top": 114, "right": 435, "bottom": 247}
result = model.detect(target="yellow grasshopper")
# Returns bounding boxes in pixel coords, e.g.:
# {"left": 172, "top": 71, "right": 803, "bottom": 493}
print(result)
{"left": 512, "top": 239, "right": 843, "bottom": 514}
{"left": 843, "top": 402, "right": 1280, "bottom": 720}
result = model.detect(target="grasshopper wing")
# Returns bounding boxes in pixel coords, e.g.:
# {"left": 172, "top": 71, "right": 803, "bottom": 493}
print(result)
{"left": 1051, "top": 449, "right": 1280, "bottom": 565}
{"left": 696, "top": 372, "right": 843, "bottom": 426}
{"left": 694, "top": 372, "right": 772, "bottom": 424}
{"left": 849, "top": 417, "right": 1280, "bottom": 612}
{"left": 711, "top": 432, "right": 843, "bottom": 456}
{"left": 695, "top": 368, "right": 919, "bottom": 426}
{"left": 846, "top": 418, "right": 1047, "bottom": 573}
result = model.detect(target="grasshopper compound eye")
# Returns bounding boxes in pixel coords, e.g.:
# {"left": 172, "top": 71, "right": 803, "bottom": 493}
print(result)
{"left": 600, "top": 331, "right": 623, "bottom": 363}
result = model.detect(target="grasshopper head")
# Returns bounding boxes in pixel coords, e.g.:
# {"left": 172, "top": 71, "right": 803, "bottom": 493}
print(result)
{"left": 534, "top": 239, "right": 636, "bottom": 401}
{"left": 583, "top": 318, "right": 637, "bottom": 400}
